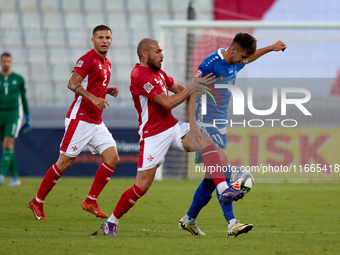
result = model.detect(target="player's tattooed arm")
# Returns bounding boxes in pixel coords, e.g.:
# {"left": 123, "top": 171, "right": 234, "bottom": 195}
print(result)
{"left": 67, "top": 71, "right": 109, "bottom": 110}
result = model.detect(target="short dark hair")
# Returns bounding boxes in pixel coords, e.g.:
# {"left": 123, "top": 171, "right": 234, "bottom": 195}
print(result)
{"left": 231, "top": 33, "right": 257, "bottom": 55}
{"left": 1, "top": 52, "right": 12, "bottom": 60}
{"left": 92, "top": 25, "right": 111, "bottom": 36}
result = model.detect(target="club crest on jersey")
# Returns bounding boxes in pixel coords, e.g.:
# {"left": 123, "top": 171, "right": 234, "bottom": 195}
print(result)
{"left": 220, "top": 74, "right": 224, "bottom": 81}
{"left": 143, "top": 82, "right": 154, "bottom": 93}
{"left": 76, "top": 60, "right": 83, "bottom": 67}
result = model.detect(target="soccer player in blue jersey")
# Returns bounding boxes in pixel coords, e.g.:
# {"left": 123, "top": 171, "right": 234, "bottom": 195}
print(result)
{"left": 179, "top": 33, "right": 287, "bottom": 237}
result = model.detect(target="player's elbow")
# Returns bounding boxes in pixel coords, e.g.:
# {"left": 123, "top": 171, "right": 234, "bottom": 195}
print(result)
{"left": 163, "top": 101, "right": 173, "bottom": 111}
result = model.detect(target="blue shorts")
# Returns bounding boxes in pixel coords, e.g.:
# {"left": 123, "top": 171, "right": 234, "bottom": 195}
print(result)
{"left": 195, "top": 126, "right": 227, "bottom": 164}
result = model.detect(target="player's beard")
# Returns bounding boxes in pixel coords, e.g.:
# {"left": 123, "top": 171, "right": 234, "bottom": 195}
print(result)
{"left": 1, "top": 66, "right": 10, "bottom": 73}
{"left": 147, "top": 57, "right": 161, "bottom": 72}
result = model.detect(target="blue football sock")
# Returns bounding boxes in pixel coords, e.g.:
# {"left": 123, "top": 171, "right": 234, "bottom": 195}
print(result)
{"left": 216, "top": 189, "right": 235, "bottom": 223}
{"left": 187, "top": 178, "right": 216, "bottom": 219}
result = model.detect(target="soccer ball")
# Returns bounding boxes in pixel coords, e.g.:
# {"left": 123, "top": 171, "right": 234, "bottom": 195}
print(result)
{"left": 230, "top": 167, "right": 254, "bottom": 193}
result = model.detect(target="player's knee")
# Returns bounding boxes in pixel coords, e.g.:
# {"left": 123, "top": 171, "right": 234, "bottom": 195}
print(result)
{"left": 105, "top": 155, "right": 120, "bottom": 168}
{"left": 57, "top": 161, "right": 73, "bottom": 173}
{"left": 201, "top": 133, "right": 214, "bottom": 147}
{"left": 136, "top": 179, "right": 153, "bottom": 192}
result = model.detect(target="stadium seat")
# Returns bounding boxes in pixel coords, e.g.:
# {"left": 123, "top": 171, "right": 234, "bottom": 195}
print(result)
{"left": 0, "top": 13, "right": 21, "bottom": 29}
{"left": 43, "top": 14, "right": 63, "bottom": 30}
{"left": 107, "top": 13, "right": 127, "bottom": 30}
{"left": 13, "top": 64, "right": 29, "bottom": 80}
{"left": 111, "top": 30, "right": 130, "bottom": 47}
{"left": 50, "top": 48, "right": 71, "bottom": 65}
{"left": 62, "top": 0, "right": 82, "bottom": 13}
{"left": 31, "top": 65, "right": 50, "bottom": 81}
{"left": 149, "top": 0, "right": 170, "bottom": 14}
{"left": 126, "top": 0, "right": 147, "bottom": 13}
{"left": 173, "top": 13, "right": 187, "bottom": 20}
{"left": 22, "top": 13, "right": 42, "bottom": 29}
{"left": 2, "top": 29, "right": 23, "bottom": 48}
{"left": 198, "top": 13, "right": 213, "bottom": 20}
{"left": 52, "top": 64, "right": 72, "bottom": 82}
{"left": 65, "top": 14, "right": 86, "bottom": 29}
{"left": 105, "top": 0, "right": 124, "bottom": 13}
{"left": 34, "top": 82, "right": 54, "bottom": 105}
{"left": 6, "top": 48, "right": 27, "bottom": 64}
{"left": 151, "top": 13, "right": 171, "bottom": 30}
{"left": 129, "top": 14, "right": 149, "bottom": 30}
{"left": 194, "top": 0, "right": 214, "bottom": 14}
{"left": 86, "top": 14, "right": 105, "bottom": 29}
{"left": 111, "top": 47, "right": 133, "bottom": 66}
{"left": 46, "top": 29, "right": 66, "bottom": 48}
{"left": 84, "top": 0, "right": 103, "bottom": 13}
{"left": 70, "top": 48, "right": 90, "bottom": 64}
{"left": 0, "top": 0, "right": 16, "bottom": 12}
{"left": 115, "top": 64, "right": 133, "bottom": 82}
{"left": 28, "top": 48, "right": 47, "bottom": 64}
{"left": 55, "top": 82, "right": 74, "bottom": 106}
{"left": 24, "top": 29, "right": 45, "bottom": 48}
{"left": 171, "top": 0, "right": 191, "bottom": 14}
{"left": 19, "top": 0, "right": 39, "bottom": 13}
{"left": 67, "top": 29, "right": 90, "bottom": 48}
{"left": 41, "top": 0, "right": 60, "bottom": 13}
{"left": 131, "top": 30, "right": 152, "bottom": 48}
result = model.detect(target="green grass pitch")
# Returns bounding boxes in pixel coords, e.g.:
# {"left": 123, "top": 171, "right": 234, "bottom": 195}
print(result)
{"left": 0, "top": 178, "right": 339, "bottom": 255}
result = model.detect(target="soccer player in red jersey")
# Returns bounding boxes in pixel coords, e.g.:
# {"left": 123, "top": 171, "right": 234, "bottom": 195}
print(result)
{"left": 28, "top": 25, "right": 120, "bottom": 220}
{"left": 100, "top": 38, "right": 245, "bottom": 236}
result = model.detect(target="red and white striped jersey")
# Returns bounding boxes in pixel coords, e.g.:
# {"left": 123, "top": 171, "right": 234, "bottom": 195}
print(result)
{"left": 130, "top": 64, "right": 178, "bottom": 141}
{"left": 66, "top": 49, "right": 111, "bottom": 124}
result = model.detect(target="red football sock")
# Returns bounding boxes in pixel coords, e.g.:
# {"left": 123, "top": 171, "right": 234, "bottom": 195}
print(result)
{"left": 86, "top": 162, "right": 115, "bottom": 203}
{"left": 201, "top": 144, "right": 226, "bottom": 187}
{"left": 36, "top": 164, "right": 63, "bottom": 202}
{"left": 113, "top": 184, "right": 146, "bottom": 219}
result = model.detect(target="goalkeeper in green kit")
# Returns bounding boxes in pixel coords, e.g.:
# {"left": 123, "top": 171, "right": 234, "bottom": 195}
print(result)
{"left": 0, "top": 52, "right": 31, "bottom": 186}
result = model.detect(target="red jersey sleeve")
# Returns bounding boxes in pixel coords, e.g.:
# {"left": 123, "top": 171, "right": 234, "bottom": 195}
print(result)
{"left": 72, "top": 56, "right": 92, "bottom": 78}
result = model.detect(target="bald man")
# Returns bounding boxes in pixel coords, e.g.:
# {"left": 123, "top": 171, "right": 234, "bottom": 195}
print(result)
{"left": 99, "top": 38, "right": 245, "bottom": 236}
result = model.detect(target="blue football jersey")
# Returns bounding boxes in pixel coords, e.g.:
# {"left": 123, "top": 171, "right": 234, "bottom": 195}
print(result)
{"left": 195, "top": 48, "right": 245, "bottom": 127}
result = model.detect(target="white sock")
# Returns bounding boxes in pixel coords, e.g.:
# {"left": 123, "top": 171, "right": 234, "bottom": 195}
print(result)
{"left": 216, "top": 181, "right": 229, "bottom": 194}
{"left": 184, "top": 214, "right": 196, "bottom": 224}
{"left": 107, "top": 213, "right": 119, "bottom": 225}
{"left": 228, "top": 218, "right": 237, "bottom": 230}
{"left": 35, "top": 197, "right": 44, "bottom": 203}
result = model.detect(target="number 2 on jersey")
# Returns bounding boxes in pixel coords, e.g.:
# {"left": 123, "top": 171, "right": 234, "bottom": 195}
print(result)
{"left": 103, "top": 74, "right": 107, "bottom": 86}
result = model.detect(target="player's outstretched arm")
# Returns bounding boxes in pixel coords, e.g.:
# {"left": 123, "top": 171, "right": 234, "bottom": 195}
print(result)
{"left": 247, "top": 40, "right": 287, "bottom": 64}
{"left": 68, "top": 72, "right": 109, "bottom": 110}
{"left": 153, "top": 74, "right": 215, "bottom": 110}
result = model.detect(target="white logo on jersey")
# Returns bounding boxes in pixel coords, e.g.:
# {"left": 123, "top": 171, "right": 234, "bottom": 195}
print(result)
{"left": 99, "top": 64, "right": 102, "bottom": 69}
{"left": 229, "top": 70, "right": 233, "bottom": 74}
{"left": 104, "top": 69, "right": 107, "bottom": 74}
{"left": 76, "top": 60, "right": 83, "bottom": 67}
{"left": 154, "top": 78, "right": 166, "bottom": 93}
{"left": 12, "top": 80, "right": 17, "bottom": 85}
{"left": 143, "top": 82, "right": 154, "bottom": 93}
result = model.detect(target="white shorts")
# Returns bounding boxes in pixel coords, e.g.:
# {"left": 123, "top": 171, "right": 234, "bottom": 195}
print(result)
{"left": 138, "top": 121, "right": 189, "bottom": 171}
{"left": 60, "top": 118, "right": 116, "bottom": 157}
